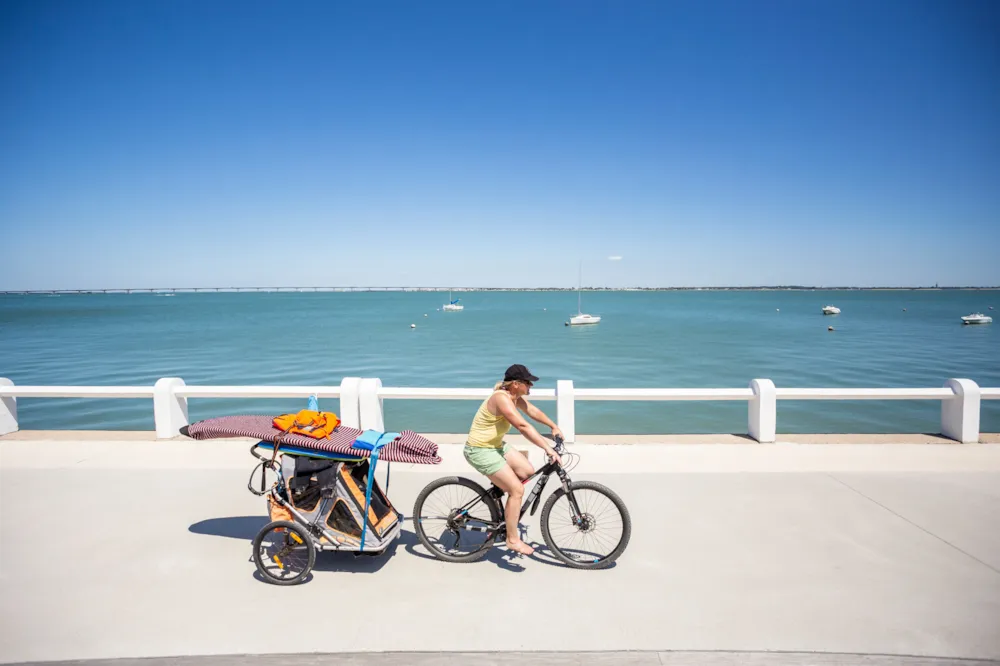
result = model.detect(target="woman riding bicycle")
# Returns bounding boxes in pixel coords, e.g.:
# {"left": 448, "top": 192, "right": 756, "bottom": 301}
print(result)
{"left": 463, "top": 364, "right": 563, "bottom": 556}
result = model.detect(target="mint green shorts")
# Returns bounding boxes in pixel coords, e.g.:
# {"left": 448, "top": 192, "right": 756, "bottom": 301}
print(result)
{"left": 463, "top": 442, "right": 512, "bottom": 477}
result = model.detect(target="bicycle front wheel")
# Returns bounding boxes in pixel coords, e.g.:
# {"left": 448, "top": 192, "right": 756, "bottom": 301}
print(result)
{"left": 413, "top": 476, "right": 502, "bottom": 563}
{"left": 541, "top": 481, "right": 631, "bottom": 569}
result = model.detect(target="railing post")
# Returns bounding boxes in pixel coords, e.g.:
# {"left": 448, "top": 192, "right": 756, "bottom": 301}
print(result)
{"left": 154, "top": 377, "right": 188, "bottom": 439}
{"left": 942, "top": 378, "right": 980, "bottom": 443}
{"left": 0, "top": 378, "right": 17, "bottom": 436}
{"left": 556, "top": 379, "right": 576, "bottom": 442}
{"left": 338, "top": 377, "right": 362, "bottom": 429}
{"left": 358, "top": 377, "right": 385, "bottom": 431}
{"left": 749, "top": 378, "right": 776, "bottom": 443}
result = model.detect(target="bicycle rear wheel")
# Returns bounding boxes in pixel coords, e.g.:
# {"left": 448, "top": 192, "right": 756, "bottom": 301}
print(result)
{"left": 413, "top": 476, "right": 502, "bottom": 562}
{"left": 540, "top": 481, "right": 631, "bottom": 569}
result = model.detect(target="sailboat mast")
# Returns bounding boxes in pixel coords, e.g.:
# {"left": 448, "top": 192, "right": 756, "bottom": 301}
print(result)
{"left": 577, "top": 261, "right": 582, "bottom": 314}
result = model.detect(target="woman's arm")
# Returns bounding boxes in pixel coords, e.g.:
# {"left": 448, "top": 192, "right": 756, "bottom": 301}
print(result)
{"left": 494, "top": 392, "right": 558, "bottom": 454}
{"left": 517, "top": 397, "right": 554, "bottom": 428}
{"left": 517, "top": 397, "right": 563, "bottom": 440}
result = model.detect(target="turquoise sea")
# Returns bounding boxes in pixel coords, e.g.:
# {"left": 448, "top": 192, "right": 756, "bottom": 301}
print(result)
{"left": 1, "top": 290, "right": 997, "bottom": 434}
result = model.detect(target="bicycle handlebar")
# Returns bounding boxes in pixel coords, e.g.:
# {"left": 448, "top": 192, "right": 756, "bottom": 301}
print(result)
{"left": 553, "top": 434, "right": 565, "bottom": 454}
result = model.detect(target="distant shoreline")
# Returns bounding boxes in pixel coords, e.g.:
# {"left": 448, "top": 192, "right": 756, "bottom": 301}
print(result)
{"left": 2, "top": 286, "right": 999, "bottom": 295}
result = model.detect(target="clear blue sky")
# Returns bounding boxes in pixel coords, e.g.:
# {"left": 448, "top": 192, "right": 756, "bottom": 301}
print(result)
{"left": 1, "top": 0, "right": 998, "bottom": 289}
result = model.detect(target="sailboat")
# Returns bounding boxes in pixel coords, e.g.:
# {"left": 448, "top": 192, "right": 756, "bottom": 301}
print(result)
{"left": 566, "top": 262, "right": 600, "bottom": 326}
{"left": 442, "top": 290, "right": 464, "bottom": 311}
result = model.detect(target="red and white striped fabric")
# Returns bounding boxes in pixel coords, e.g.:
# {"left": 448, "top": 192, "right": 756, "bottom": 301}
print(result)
{"left": 184, "top": 415, "right": 441, "bottom": 464}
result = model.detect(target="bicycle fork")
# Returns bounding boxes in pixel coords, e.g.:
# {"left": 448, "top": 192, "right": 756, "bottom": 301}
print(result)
{"left": 553, "top": 466, "right": 588, "bottom": 528}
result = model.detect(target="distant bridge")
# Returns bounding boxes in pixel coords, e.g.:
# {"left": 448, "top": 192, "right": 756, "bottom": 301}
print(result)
{"left": 0, "top": 287, "right": 477, "bottom": 295}
{"left": 3, "top": 286, "right": 996, "bottom": 295}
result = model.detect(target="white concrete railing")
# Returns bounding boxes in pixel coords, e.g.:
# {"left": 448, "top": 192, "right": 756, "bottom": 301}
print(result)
{"left": 0, "top": 377, "right": 363, "bottom": 439}
{"left": 0, "top": 376, "right": 995, "bottom": 443}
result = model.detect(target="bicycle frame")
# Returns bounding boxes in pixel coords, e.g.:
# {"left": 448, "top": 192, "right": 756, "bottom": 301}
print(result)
{"left": 455, "top": 450, "right": 585, "bottom": 533}
{"left": 418, "top": 436, "right": 630, "bottom": 568}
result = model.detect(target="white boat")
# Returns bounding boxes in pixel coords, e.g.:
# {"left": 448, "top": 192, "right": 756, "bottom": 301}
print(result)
{"left": 568, "top": 313, "right": 601, "bottom": 326}
{"left": 822, "top": 305, "right": 841, "bottom": 315}
{"left": 566, "top": 262, "right": 600, "bottom": 326}
{"left": 442, "top": 291, "right": 463, "bottom": 312}
{"left": 961, "top": 313, "right": 992, "bottom": 325}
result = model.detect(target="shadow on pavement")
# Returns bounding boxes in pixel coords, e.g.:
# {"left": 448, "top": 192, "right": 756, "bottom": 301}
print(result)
{"left": 402, "top": 516, "right": 618, "bottom": 572}
{"left": 527, "top": 542, "right": 618, "bottom": 571}
{"left": 247, "top": 537, "right": 404, "bottom": 584}
{"left": 189, "top": 516, "right": 420, "bottom": 579}
{"left": 189, "top": 517, "right": 612, "bottom": 577}
{"left": 402, "top": 518, "right": 538, "bottom": 573}
{"left": 189, "top": 515, "right": 269, "bottom": 540}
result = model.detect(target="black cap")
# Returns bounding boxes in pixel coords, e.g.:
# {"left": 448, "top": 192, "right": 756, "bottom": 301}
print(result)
{"left": 504, "top": 364, "right": 539, "bottom": 383}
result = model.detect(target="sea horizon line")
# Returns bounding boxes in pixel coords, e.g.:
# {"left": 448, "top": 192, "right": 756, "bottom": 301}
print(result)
{"left": 2, "top": 285, "right": 1000, "bottom": 295}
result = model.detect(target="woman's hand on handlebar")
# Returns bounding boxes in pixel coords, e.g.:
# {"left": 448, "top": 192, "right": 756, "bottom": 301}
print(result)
{"left": 548, "top": 431, "right": 565, "bottom": 465}
{"left": 552, "top": 431, "right": 566, "bottom": 452}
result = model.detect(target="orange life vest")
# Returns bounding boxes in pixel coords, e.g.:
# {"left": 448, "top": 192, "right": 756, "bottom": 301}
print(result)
{"left": 272, "top": 410, "right": 341, "bottom": 439}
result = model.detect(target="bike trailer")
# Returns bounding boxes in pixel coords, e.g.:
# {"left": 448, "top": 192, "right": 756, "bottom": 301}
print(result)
{"left": 185, "top": 410, "right": 442, "bottom": 583}
{"left": 272, "top": 452, "right": 400, "bottom": 552}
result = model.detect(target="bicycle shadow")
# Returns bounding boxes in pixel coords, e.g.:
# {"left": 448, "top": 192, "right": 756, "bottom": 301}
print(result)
{"left": 526, "top": 542, "right": 618, "bottom": 571}
{"left": 401, "top": 519, "right": 528, "bottom": 572}
{"left": 401, "top": 519, "right": 617, "bottom": 572}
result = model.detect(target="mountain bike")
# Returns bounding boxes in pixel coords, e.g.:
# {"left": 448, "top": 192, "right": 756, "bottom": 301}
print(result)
{"left": 412, "top": 436, "right": 630, "bottom": 569}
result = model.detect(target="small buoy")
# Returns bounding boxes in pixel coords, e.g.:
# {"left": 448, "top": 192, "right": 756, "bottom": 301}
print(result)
{"left": 903, "top": 308, "right": 907, "bottom": 312}
{"left": 828, "top": 326, "right": 834, "bottom": 331}
{"left": 990, "top": 306, "right": 995, "bottom": 310}
{"left": 424, "top": 313, "right": 428, "bottom": 317}
{"left": 776, "top": 308, "right": 780, "bottom": 312}
{"left": 410, "top": 324, "right": 416, "bottom": 328}
{"left": 543, "top": 308, "right": 546, "bottom": 311}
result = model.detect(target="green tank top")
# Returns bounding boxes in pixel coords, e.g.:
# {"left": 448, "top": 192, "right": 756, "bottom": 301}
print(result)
{"left": 466, "top": 391, "right": 512, "bottom": 449}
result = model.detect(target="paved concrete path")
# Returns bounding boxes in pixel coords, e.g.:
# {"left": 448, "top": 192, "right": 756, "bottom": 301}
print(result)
{"left": 2, "top": 437, "right": 1000, "bottom": 664}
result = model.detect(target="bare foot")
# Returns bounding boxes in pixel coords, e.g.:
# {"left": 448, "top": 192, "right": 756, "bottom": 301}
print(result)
{"left": 506, "top": 540, "right": 534, "bottom": 556}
